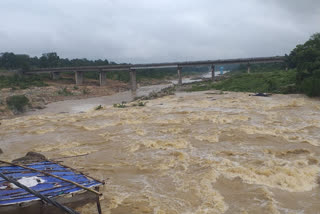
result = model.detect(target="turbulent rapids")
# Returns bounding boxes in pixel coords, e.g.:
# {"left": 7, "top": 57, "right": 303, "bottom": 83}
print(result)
{"left": 1, "top": 91, "right": 320, "bottom": 213}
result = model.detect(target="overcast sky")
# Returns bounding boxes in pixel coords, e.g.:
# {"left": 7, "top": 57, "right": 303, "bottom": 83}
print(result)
{"left": 0, "top": 0, "right": 319, "bottom": 63}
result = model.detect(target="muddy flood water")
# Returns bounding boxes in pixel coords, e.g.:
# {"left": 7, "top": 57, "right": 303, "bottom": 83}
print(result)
{"left": 1, "top": 91, "right": 320, "bottom": 213}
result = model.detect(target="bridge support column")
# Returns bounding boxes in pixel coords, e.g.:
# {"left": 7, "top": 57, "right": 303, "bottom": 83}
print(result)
{"left": 247, "top": 64, "right": 251, "bottom": 74}
{"left": 99, "top": 70, "right": 107, "bottom": 86}
{"left": 211, "top": 65, "right": 215, "bottom": 81}
{"left": 130, "top": 69, "right": 137, "bottom": 91}
{"left": 177, "top": 67, "right": 182, "bottom": 85}
{"left": 51, "top": 72, "right": 60, "bottom": 80}
{"left": 75, "top": 71, "right": 84, "bottom": 85}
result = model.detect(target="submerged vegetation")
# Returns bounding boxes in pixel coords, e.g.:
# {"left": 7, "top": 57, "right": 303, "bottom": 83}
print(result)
{"left": 132, "top": 101, "right": 147, "bottom": 107}
{"left": 95, "top": 105, "right": 103, "bottom": 110}
{"left": 113, "top": 102, "right": 127, "bottom": 108}
{"left": 113, "top": 100, "right": 147, "bottom": 108}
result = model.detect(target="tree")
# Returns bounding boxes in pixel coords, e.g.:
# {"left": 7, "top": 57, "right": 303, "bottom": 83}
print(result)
{"left": 288, "top": 33, "right": 320, "bottom": 96}
{"left": 16, "top": 54, "right": 30, "bottom": 71}
{"left": 0, "top": 51, "right": 112, "bottom": 70}
{"left": 0, "top": 52, "right": 17, "bottom": 69}
{"left": 40, "top": 52, "right": 60, "bottom": 68}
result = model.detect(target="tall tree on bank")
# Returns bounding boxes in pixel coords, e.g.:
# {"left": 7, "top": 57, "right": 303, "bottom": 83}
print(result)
{"left": 40, "top": 52, "right": 60, "bottom": 68}
{"left": 288, "top": 33, "right": 320, "bottom": 97}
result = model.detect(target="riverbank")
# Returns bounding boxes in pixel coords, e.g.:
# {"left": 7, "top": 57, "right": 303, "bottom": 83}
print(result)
{"left": 1, "top": 69, "right": 204, "bottom": 119}
{"left": 0, "top": 71, "right": 209, "bottom": 119}
{"left": 0, "top": 79, "right": 130, "bottom": 119}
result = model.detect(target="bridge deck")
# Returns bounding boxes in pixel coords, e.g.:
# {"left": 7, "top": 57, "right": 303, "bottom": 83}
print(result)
{"left": 27, "top": 56, "right": 285, "bottom": 73}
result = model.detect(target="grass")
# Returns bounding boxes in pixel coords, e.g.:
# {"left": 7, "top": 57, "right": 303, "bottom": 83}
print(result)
{"left": 188, "top": 70, "right": 297, "bottom": 94}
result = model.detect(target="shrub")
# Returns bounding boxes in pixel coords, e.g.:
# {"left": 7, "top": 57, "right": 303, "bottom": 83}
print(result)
{"left": 58, "top": 87, "right": 73, "bottom": 96}
{"left": 6, "top": 95, "right": 29, "bottom": 112}
{"left": 82, "top": 88, "right": 89, "bottom": 95}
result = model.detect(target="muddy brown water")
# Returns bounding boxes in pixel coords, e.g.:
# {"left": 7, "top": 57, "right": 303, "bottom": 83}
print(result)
{"left": 1, "top": 89, "right": 320, "bottom": 213}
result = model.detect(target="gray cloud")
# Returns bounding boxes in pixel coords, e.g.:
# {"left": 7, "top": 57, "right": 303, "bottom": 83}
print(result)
{"left": 0, "top": 0, "right": 319, "bottom": 63}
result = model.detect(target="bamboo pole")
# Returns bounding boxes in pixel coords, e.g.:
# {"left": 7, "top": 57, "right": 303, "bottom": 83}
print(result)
{"left": 0, "top": 160, "right": 102, "bottom": 196}
{"left": 49, "top": 160, "right": 106, "bottom": 185}
{"left": 51, "top": 153, "right": 89, "bottom": 160}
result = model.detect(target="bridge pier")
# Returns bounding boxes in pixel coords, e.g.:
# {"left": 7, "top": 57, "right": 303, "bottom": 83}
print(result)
{"left": 211, "top": 65, "right": 215, "bottom": 81}
{"left": 51, "top": 72, "right": 60, "bottom": 80}
{"left": 177, "top": 67, "right": 182, "bottom": 85}
{"left": 247, "top": 64, "right": 251, "bottom": 74}
{"left": 99, "top": 70, "right": 107, "bottom": 86}
{"left": 130, "top": 69, "right": 137, "bottom": 91}
{"left": 75, "top": 71, "right": 84, "bottom": 85}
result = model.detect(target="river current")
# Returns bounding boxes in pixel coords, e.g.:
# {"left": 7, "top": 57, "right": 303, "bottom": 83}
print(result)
{"left": 1, "top": 82, "right": 320, "bottom": 213}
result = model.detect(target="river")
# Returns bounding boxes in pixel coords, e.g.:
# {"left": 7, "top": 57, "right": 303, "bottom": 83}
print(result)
{"left": 1, "top": 73, "right": 320, "bottom": 213}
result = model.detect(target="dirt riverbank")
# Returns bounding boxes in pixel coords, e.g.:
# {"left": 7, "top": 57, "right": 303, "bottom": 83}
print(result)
{"left": 0, "top": 75, "right": 180, "bottom": 119}
{"left": 0, "top": 79, "right": 130, "bottom": 119}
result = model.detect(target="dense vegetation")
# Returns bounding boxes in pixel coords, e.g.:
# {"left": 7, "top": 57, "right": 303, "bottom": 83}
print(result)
{"left": 287, "top": 33, "right": 320, "bottom": 97}
{"left": 0, "top": 74, "right": 48, "bottom": 89}
{"left": 0, "top": 52, "right": 112, "bottom": 70}
{"left": 6, "top": 95, "right": 29, "bottom": 112}
{"left": 189, "top": 69, "right": 296, "bottom": 94}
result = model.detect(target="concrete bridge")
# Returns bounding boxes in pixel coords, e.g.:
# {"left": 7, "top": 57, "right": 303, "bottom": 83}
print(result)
{"left": 26, "top": 56, "right": 286, "bottom": 91}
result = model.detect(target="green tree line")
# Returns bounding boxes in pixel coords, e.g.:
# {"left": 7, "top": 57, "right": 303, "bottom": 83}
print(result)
{"left": 0, "top": 52, "right": 113, "bottom": 70}
{"left": 287, "top": 33, "right": 320, "bottom": 97}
